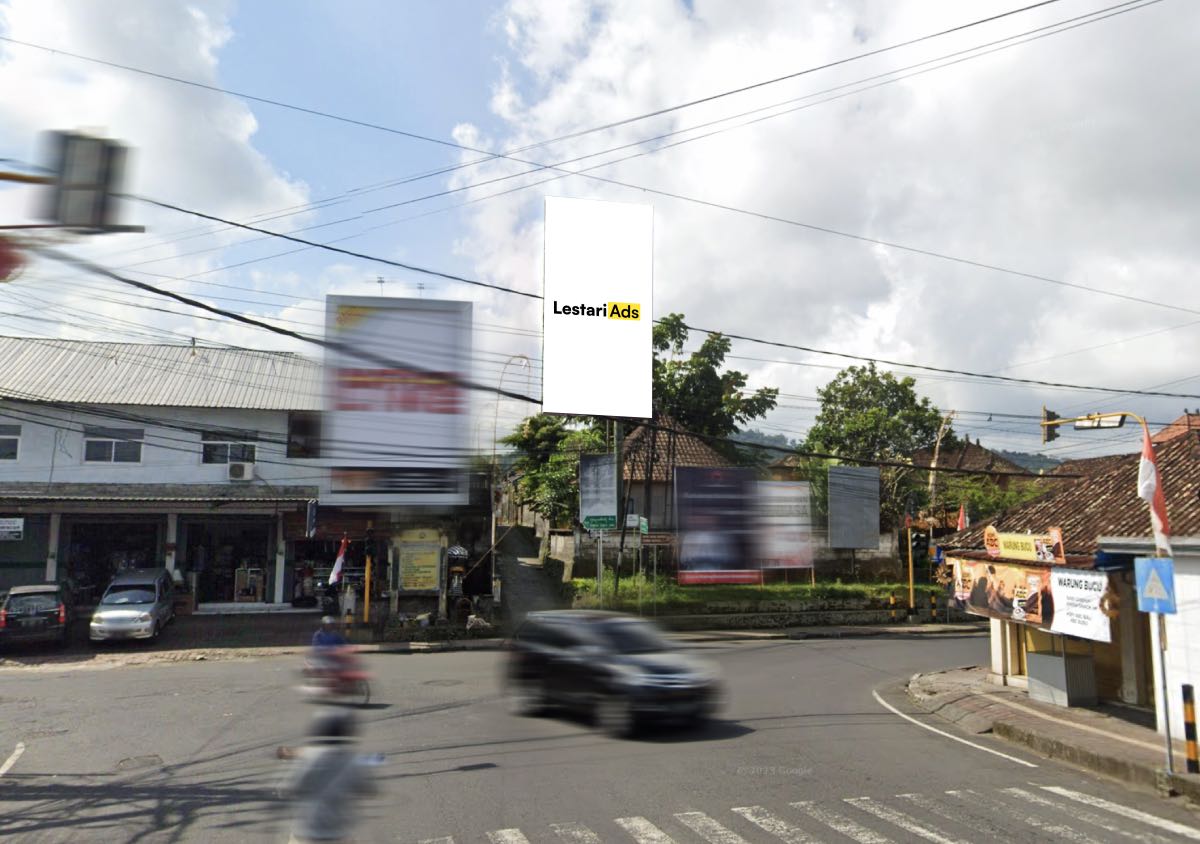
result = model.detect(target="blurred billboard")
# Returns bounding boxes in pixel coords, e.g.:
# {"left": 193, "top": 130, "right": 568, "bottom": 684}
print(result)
{"left": 675, "top": 467, "right": 758, "bottom": 584}
{"left": 827, "top": 466, "right": 880, "bottom": 549}
{"left": 323, "top": 296, "right": 472, "bottom": 506}
{"left": 756, "top": 481, "right": 814, "bottom": 569}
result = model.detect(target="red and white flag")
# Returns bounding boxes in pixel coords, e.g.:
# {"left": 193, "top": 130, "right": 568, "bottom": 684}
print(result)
{"left": 956, "top": 503, "right": 967, "bottom": 532}
{"left": 328, "top": 536, "right": 349, "bottom": 586}
{"left": 1136, "top": 427, "right": 1172, "bottom": 555}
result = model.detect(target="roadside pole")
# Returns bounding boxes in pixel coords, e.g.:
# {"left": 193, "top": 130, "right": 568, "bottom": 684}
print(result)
{"left": 1157, "top": 612, "right": 1174, "bottom": 774}
{"left": 597, "top": 530, "right": 604, "bottom": 608}
{"left": 907, "top": 526, "right": 915, "bottom": 618}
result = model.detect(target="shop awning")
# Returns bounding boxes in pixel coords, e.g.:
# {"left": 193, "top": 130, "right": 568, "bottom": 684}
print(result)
{"left": 0, "top": 482, "right": 319, "bottom": 503}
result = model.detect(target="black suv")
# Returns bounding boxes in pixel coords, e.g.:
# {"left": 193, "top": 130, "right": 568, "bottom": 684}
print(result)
{"left": 0, "top": 583, "right": 73, "bottom": 648}
{"left": 503, "top": 610, "right": 722, "bottom": 737}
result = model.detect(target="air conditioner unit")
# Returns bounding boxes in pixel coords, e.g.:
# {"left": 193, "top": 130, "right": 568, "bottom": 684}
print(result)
{"left": 227, "top": 462, "right": 255, "bottom": 481}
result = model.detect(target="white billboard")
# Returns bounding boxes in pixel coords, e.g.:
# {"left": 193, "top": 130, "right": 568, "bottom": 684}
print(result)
{"left": 542, "top": 196, "right": 653, "bottom": 419}
{"left": 323, "top": 296, "right": 472, "bottom": 506}
{"left": 579, "top": 453, "right": 618, "bottom": 531}
{"left": 756, "top": 481, "right": 814, "bottom": 569}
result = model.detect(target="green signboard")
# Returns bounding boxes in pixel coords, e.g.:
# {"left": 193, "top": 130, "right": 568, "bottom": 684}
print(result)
{"left": 583, "top": 515, "right": 617, "bottom": 531}
{"left": 639, "top": 516, "right": 649, "bottom": 535}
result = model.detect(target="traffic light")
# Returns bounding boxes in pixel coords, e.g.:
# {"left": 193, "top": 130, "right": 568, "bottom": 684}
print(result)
{"left": 909, "top": 529, "right": 930, "bottom": 562}
{"left": 1041, "top": 406, "right": 1060, "bottom": 444}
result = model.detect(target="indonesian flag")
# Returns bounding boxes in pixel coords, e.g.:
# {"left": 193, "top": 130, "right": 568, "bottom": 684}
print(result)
{"left": 328, "top": 536, "right": 349, "bottom": 586}
{"left": 1137, "top": 427, "right": 1172, "bottom": 555}
{"left": 957, "top": 503, "right": 967, "bottom": 532}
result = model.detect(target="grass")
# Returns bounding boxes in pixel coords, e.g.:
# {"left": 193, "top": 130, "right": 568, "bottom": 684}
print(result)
{"left": 569, "top": 573, "right": 936, "bottom": 614}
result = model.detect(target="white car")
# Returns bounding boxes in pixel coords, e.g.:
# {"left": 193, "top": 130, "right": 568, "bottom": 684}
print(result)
{"left": 90, "top": 569, "right": 175, "bottom": 643}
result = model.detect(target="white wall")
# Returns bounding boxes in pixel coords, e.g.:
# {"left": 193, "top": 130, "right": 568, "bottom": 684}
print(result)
{"left": 0, "top": 403, "right": 322, "bottom": 490}
{"left": 1162, "top": 553, "right": 1200, "bottom": 739}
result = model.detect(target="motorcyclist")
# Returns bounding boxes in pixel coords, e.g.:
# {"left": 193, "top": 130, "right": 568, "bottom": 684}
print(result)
{"left": 308, "top": 616, "right": 352, "bottom": 686}
{"left": 312, "top": 616, "right": 347, "bottom": 649}
{"left": 278, "top": 709, "right": 377, "bottom": 843}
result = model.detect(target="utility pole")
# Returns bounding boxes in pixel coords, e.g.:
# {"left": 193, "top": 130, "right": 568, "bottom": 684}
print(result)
{"left": 927, "top": 410, "right": 956, "bottom": 511}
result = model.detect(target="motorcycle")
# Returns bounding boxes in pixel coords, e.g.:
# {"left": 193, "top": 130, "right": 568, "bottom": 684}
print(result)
{"left": 300, "top": 646, "right": 371, "bottom": 706}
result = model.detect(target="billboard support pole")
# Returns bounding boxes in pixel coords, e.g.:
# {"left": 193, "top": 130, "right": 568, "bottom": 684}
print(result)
{"left": 597, "top": 531, "right": 604, "bottom": 607}
{"left": 907, "top": 526, "right": 916, "bottom": 616}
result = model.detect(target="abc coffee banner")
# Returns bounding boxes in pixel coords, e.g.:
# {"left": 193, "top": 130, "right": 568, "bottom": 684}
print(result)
{"left": 542, "top": 196, "right": 653, "bottom": 419}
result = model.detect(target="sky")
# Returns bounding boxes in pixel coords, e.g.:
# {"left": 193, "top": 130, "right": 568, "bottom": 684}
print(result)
{"left": 0, "top": 0, "right": 1197, "bottom": 460}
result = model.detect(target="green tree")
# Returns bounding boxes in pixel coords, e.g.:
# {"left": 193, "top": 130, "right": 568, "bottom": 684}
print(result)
{"left": 652, "top": 314, "right": 778, "bottom": 447}
{"left": 502, "top": 416, "right": 606, "bottom": 529}
{"left": 804, "top": 362, "right": 951, "bottom": 530}
{"left": 937, "top": 473, "right": 1047, "bottom": 524}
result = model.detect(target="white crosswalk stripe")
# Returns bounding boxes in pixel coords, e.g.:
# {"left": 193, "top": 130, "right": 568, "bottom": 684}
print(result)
{"left": 675, "top": 811, "right": 752, "bottom": 843}
{"left": 845, "top": 797, "right": 965, "bottom": 844}
{"left": 947, "top": 789, "right": 1103, "bottom": 843}
{"left": 1001, "top": 787, "right": 1176, "bottom": 844}
{"left": 732, "top": 805, "right": 820, "bottom": 843}
{"left": 552, "top": 822, "right": 603, "bottom": 842}
{"left": 615, "top": 816, "right": 679, "bottom": 843}
{"left": 487, "top": 830, "right": 532, "bottom": 844}
{"left": 427, "top": 783, "right": 1200, "bottom": 844}
{"left": 1041, "top": 786, "right": 1200, "bottom": 840}
{"left": 791, "top": 801, "right": 894, "bottom": 843}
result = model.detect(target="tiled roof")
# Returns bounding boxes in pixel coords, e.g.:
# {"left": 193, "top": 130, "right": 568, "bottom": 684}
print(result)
{"left": 911, "top": 440, "right": 1026, "bottom": 475}
{"left": 1152, "top": 413, "right": 1200, "bottom": 444}
{"left": 1050, "top": 452, "right": 1137, "bottom": 479}
{"left": 622, "top": 419, "right": 737, "bottom": 481}
{"left": 0, "top": 337, "right": 321, "bottom": 410}
{"left": 943, "top": 433, "right": 1200, "bottom": 555}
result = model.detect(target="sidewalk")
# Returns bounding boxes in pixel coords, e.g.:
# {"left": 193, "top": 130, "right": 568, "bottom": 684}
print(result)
{"left": 673, "top": 621, "right": 987, "bottom": 643}
{"left": 907, "top": 666, "right": 1200, "bottom": 806}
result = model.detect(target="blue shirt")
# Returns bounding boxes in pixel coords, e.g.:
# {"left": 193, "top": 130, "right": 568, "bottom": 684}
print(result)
{"left": 312, "top": 629, "right": 347, "bottom": 648}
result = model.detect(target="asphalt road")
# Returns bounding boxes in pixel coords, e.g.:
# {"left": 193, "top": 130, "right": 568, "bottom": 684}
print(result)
{"left": 1, "top": 633, "right": 1198, "bottom": 843}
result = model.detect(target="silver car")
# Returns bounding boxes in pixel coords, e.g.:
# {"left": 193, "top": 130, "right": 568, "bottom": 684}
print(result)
{"left": 90, "top": 569, "right": 175, "bottom": 643}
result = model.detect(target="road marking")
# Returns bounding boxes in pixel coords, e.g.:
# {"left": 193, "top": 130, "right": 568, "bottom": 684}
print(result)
{"left": 615, "top": 816, "right": 678, "bottom": 843}
{"left": 487, "top": 831, "right": 532, "bottom": 844}
{"left": 1001, "top": 788, "right": 1174, "bottom": 844}
{"left": 551, "top": 822, "right": 602, "bottom": 842}
{"left": 947, "top": 789, "right": 1101, "bottom": 843}
{"left": 845, "top": 798, "right": 965, "bottom": 844}
{"left": 419, "top": 839, "right": 455, "bottom": 844}
{"left": 1041, "top": 786, "right": 1200, "bottom": 840}
{"left": 791, "top": 801, "right": 893, "bottom": 843}
{"left": 0, "top": 742, "right": 25, "bottom": 778}
{"left": 871, "top": 689, "right": 1039, "bottom": 768}
{"left": 732, "top": 805, "right": 820, "bottom": 843}
{"left": 675, "top": 811, "right": 752, "bottom": 843}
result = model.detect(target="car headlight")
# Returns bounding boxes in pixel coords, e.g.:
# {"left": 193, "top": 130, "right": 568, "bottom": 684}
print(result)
{"left": 137, "top": 613, "right": 152, "bottom": 623}
{"left": 90, "top": 616, "right": 103, "bottom": 625}
{"left": 610, "top": 664, "right": 650, "bottom": 687}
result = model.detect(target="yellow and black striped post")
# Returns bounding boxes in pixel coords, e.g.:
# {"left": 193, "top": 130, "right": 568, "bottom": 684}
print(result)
{"left": 1184, "top": 684, "right": 1199, "bottom": 775}
{"left": 930, "top": 590, "right": 937, "bottom": 621}
{"left": 889, "top": 593, "right": 897, "bottom": 622}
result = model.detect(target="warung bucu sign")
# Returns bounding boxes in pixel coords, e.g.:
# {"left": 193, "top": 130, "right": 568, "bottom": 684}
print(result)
{"left": 542, "top": 196, "right": 653, "bottom": 419}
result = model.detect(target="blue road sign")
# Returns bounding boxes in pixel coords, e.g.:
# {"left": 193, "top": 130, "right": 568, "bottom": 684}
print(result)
{"left": 1135, "top": 557, "right": 1176, "bottom": 615}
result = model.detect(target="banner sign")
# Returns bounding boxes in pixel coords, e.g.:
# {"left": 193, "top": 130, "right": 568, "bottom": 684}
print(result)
{"left": 984, "top": 525, "right": 1065, "bottom": 563}
{"left": 542, "top": 197, "right": 653, "bottom": 419}
{"left": 676, "top": 467, "right": 759, "bottom": 584}
{"left": 323, "top": 296, "right": 472, "bottom": 506}
{"left": 395, "top": 529, "right": 444, "bottom": 593}
{"left": 579, "top": 454, "right": 618, "bottom": 531}
{"left": 756, "top": 481, "right": 814, "bottom": 569}
{"left": 0, "top": 517, "right": 23, "bottom": 541}
{"left": 951, "top": 557, "right": 1052, "bottom": 626}
{"left": 1050, "top": 568, "right": 1112, "bottom": 643}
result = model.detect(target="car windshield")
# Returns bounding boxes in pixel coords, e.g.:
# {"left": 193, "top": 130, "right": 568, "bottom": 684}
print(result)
{"left": 7, "top": 594, "right": 58, "bottom": 612}
{"left": 594, "top": 620, "right": 671, "bottom": 654}
{"left": 101, "top": 586, "right": 156, "bottom": 605}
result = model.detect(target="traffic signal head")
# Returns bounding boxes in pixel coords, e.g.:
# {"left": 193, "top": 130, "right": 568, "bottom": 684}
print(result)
{"left": 1041, "top": 406, "right": 1060, "bottom": 444}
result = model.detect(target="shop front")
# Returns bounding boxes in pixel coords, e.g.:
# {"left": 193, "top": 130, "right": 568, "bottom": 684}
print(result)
{"left": 947, "top": 536, "right": 1149, "bottom": 707}
{"left": 178, "top": 516, "right": 275, "bottom": 605}
{"left": 61, "top": 516, "right": 165, "bottom": 605}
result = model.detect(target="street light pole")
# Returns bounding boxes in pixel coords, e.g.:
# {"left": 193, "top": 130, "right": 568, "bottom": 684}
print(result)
{"left": 491, "top": 355, "right": 530, "bottom": 581}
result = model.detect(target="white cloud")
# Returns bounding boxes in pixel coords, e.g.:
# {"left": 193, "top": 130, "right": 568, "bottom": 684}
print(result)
{"left": 452, "top": 0, "right": 1200, "bottom": 455}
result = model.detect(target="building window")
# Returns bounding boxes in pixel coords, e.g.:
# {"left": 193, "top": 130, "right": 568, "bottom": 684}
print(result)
{"left": 0, "top": 424, "right": 19, "bottom": 460}
{"left": 287, "top": 412, "right": 321, "bottom": 458}
{"left": 83, "top": 426, "right": 143, "bottom": 463}
{"left": 201, "top": 430, "right": 258, "bottom": 464}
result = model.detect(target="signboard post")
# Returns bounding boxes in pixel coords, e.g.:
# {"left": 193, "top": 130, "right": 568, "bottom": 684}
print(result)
{"left": 580, "top": 454, "right": 618, "bottom": 603}
{"left": 1136, "top": 557, "right": 1178, "bottom": 775}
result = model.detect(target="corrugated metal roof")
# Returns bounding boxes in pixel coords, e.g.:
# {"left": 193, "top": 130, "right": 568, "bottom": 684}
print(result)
{"left": 0, "top": 337, "right": 322, "bottom": 410}
{"left": 0, "top": 482, "right": 319, "bottom": 502}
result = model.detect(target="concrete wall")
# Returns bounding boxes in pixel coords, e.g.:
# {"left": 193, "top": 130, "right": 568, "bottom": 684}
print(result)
{"left": 0, "top": 403, "right": 322, "bottom": 490}
{"left": 1161, "top": 553, "right": 1200, "bottom": 739}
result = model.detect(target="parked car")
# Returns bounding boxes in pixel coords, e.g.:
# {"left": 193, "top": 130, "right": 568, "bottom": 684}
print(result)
{"left": 503, "top": 610, "right": 723, "bottom": 738}
{"left": 90, "top": 569, "right": 175, "bottom": 644}
{"left": 0, "top": 583, "right": 74, "bottom": 648}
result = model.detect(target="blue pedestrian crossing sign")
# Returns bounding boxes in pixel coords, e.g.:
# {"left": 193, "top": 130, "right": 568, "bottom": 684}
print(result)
{"left": 1134, "top": 557, "right": 1176, "bottom": 615}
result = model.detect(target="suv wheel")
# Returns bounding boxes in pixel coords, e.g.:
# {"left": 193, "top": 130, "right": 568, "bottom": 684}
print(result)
{"left": 595, "top": 694, "right": 636, "bottom": 739}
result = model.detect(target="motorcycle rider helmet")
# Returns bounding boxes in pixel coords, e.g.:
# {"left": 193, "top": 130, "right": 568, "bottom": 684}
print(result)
{"left": 309, "top": 709, "right": 357, "bottom": 744}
